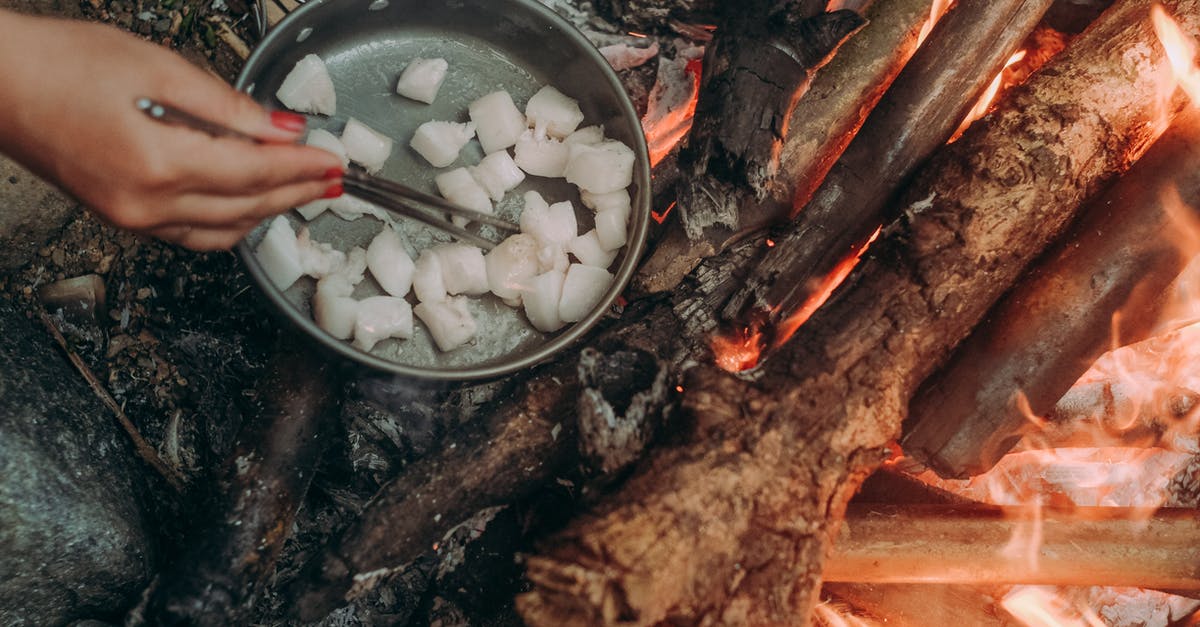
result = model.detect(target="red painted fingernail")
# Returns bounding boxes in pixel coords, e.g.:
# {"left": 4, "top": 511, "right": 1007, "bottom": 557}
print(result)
{"left": 323, "top": 167, "right": 344, "bottom": 180}
{"left": 270, "top": 110, "right": 307, "bottom": 133}
{"left": 322, "top": 183, "right": 343, "bottom": 199}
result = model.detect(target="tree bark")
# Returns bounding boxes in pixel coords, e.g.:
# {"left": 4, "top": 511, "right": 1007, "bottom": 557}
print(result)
{"left": 722, "top": 0, "right": 1054, "bottom": 335}
{"left": 902, "top": 104, "right": 1200, "bottom": 478}
{"left": 516, "top": 2, "right": 1191, "bottom": 623}
{"left": 635, "top": 0, "right": 933, "bottom": 293}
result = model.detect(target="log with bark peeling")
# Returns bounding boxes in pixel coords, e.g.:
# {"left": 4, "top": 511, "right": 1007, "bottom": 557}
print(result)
{"left": 636, "top": 0, "right": 934, "bottom": 293}
{"left": 722, "top": 0, "right": 1055, "bottom": 336}
{"left": 516, "top": 2, "right": 1191, "bottom": 623}
{"left": 902, "top": 105, "right": 1200, "bottom": 478}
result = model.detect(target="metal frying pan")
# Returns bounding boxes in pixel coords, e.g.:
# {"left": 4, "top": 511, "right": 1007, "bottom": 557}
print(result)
{"left": 233, "top": 0, "right": 651, "bottom": 380}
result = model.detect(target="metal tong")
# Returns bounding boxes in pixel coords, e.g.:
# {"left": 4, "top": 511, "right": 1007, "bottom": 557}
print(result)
{"left": 135, "top": 97, "right": 519, "bottom": 250}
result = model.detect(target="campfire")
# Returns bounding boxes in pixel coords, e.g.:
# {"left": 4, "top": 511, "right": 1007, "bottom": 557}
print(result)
{"left": 113, "top": 0, "right": 1200, "bottom": 624}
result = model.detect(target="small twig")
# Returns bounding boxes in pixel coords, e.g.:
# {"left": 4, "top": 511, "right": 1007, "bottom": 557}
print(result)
{"left": 38, "top": 308, "right": 186, "bottom": 492}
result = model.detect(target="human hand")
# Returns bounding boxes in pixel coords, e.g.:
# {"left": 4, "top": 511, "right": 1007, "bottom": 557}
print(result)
{"left": 0, "top": 10, "right": 344, "bottom": 250}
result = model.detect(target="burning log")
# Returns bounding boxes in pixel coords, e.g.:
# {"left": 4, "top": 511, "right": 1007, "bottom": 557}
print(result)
{"left": 902, "top": 104, "right": 1200, "bottom": 478}
{"left": 824, "top": 504, "right": 1200, "bottom": 590}
{"left": 672, "top": 3, "right": 864, "bottom": 237}
{"left": 515, "top": 2, "right": 1191, "bottom": 623}
{"left": 823, "top": 583, "right": 1015, "bottom": 627}
{"left": 636, "top": 0, "right": 935, "bottom": 293}
{"left": 135, "top": 339, "right": 340, "bottom": 625}
{"left": 721, "top": 0, "right": 1055, "bottom": 339}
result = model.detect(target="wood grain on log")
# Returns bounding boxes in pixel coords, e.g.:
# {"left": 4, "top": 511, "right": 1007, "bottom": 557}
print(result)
{"left": 517, "top": 1, "right": 1191, "bottom": 623}
{"left": 137, "top": 338, "right": 340, "bottom": 625}
{"left": 902, "top": 105, "right": 1200, "bottom": 478}
{"left": 636, "top": 0, "right": 933, "bottom": 293}
{"left": 826, "top": 504, "right": 1200, "bottom": 589}
{"left": 722, "top": 0, "right": 1054, "bottom": 333}
{"left": 824, "top": 583, "right": 1017, "bottom": 626}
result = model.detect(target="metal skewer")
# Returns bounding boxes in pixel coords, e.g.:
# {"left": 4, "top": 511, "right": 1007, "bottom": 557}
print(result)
{"left": 135, "top": 97, "right": 519, "bottom": 249}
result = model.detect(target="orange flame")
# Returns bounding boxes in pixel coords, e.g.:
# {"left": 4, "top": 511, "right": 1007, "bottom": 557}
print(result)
{"left": 917, "top": 0, "right": 954, "bottom": 48}
{"left": 711, "top": 324, "right": 764, "bottom": 373}
{"left": 1001, "top": 587, "right": 1107, "bottom": 627}
{"left": 1152, "top": 5, "right": 1200, "bottom": 106}
{"left": 951, "top": 50, "right": 1027, "bottom": 142}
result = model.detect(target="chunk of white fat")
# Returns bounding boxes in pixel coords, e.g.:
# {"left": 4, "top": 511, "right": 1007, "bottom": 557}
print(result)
{"left": 341, "top": 118, "right": 393, "bottom": 174}
{"left": 434, "top": 168, "right": 493, "bottom": 227}
{"left": 567, "top": 229, "right": 618, "bottom": 269}
{"left": 255, "top": 216, "right": 303, "bottom": 290}
{"left": 468, "top": 91, "right": 527, "bottom": 154}
{"left": 353, "top": 296, "right": 414, "bottom": 352}
{"left": 485, "top": 234, "right": 540, "bottom": 302}
{"left": 306, "top": 128, "right": 350, "bottom": 167}
{"left": 525, "top": 86, "right": 584, "bottom": 138}
{"left": 522, "top": 269, "right": 566, "bottom": 333}
{"left": 297, "top": 228, "right": 347, "bottom": 278}
{"left": 558, "top": 263, "right": 613, "bottom": 323}
{"left": 366, "top": 227, "right": 415, "bottom": 297}
{"left": 564, "top": 125, "right": 604, "bottom": 145}
{"left": 580, "top": 189, "right": 631, "bottom": 219}
{"left": 313, "top": 275, "right": 360, "bottom": 340}
{"left": 594, "top": 208, "right": 628, "bottom": 251}
{"left": 433, "top": 243, "right": 489, "bottom": 296}
{"left": 564, "top": 140, "right": 635, "bottom": 194}
{"left": 469, "top": 151, "right": 526, "bottom": 201}
{"left": 519, "top": 192, "right": 577, "bottom": 248}
{"left": 414, "top": 296, "right": 477, "bottom": 351}
{"left": 513, "top": 129, "right": 569, "bottom": 178}
{"left": 537, "top": 244, "right": 570, "bottom": 274}
{"left": 410, "top": 120, "right": 476, "bottom": 168}
{"left": 412, "top": 249, "right": 446, "bottom": 303}
{"left": 395, "top": 57, "right": 448, "bottom": 104}
{"left": 275, "top": 53, "right": 336, "bottom": 116}
{"left": 327, "top": 195, "right": 389, "bottom": 222}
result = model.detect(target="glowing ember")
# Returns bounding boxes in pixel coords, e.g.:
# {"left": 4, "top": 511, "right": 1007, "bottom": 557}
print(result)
{"left": 1152, "top": 5, "right": 1200, "bottom": 106}
{"left": 712, "top": 323, "right": 764, "bottom": 372}
{"left": 651, "top": 200, "right": 676, "bottom": 225}
{"left": 642, "top": 46, "right": 704, "bottom": 166}
{"left": 1001, "top": 587, "right": 1106, "bottom": 627}
{"left": 951, "top": 50, "right": 1028, "bottom": 142}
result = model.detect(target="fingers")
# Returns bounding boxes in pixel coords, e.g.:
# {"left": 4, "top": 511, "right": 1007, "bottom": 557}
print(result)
{"left": 152, "top": 178, "right": 340, "bottom": 228}
{"left": 149, "top": 221, "right": 258, "bottom": 251}
{"left": 181, "top": 140, "right": 344, "bottom": 196}
{"left": 156, "top": 61, "right": 309, "bottom": 145}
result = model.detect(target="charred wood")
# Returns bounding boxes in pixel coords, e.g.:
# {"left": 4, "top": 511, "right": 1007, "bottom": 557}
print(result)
{"left": 902, "top": 105, "right": 1200, "bottom": 478}
{"left": 636, "top": 0, "right": 933, "bottom": 293}
{"left": 516, "top": 2, "right": 1191, "bottom": 623}
{"left": 825, "top": 504, "right": 1200, "bottom": 590}
{"left": 723, "top": 0, "right": 1055, "bottom": 336}
{"left": 134, "top": 338, "right": 341, "bottom": 625}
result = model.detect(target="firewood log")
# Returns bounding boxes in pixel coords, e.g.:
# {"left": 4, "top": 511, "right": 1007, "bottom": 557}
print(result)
{"left": 635, "top": 0, "right": 933, "bottom": 293}
{"left": 516, "top": 1, "right": 1193, "bottom": 624}
{"left": 722, "top": 0, "right": 1055, "bottom": 335}
{"left": 135, "top": 339, "right": 340, "bottom": 625}
{"left": 902, "top": 106, "right": 1200, "bottom": 478}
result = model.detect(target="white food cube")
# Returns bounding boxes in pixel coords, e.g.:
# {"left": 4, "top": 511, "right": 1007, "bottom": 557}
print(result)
{"left": 594, "top": 209, "right": 628, "bottom": 251}
{"left": 353, "top": 296, "right": 414, "bottom": 352}
{"left": 567, "top": 229, "right": 618, "bottom": 269}
{"left": 435, "top": 168, "right": 493, "bottom": 226}
{"left": 395, "top": 57, "right": 448, "bottom": 104}
{"left": 580, "top": 189, "right": 631, "bottom": 219}
{"left": 469, "top": 151, "right": 526, "bottom": 201}
{"left": 297, "top": 228, "right": 347, "bottom": 278}
{"left": 525, "top": 86, "right": 584, "bottom": 138}
{"left": 255, "top": 216, "right": 303, "bottom": 290}
{"left": 306, "top": 128, "right": 349, "bottom": 167}
{"left": 513, "top": 129, "right": 569, "bottom": 178}
{"left": 519, "top": 192, "right": 577, "bottom": 248}
{"left": 275, "top": 54, "right": 336, "bottom": 116}
{"left": 313, "top": 278, "right": 359, "bottom": 340}
{"left": 558, "top": 263, "right": 613, "bottom": 323}
{"left": 485, "top": 234, "right": 540, "bottom": 302}
{"left": 468, "top": 91, "right": 527, "bottom": 154}
{"left": 327, "top": 195, "right": 389, "bottom": 222}
{"left": 433, "top": 243, "right": 489, "bottom": 296}
{"left": 341, "top": 118, "right": 393, "bottom": 174}
{"left": 366, "top": 227, "right": 415, "bottom": 297}
{"left": 415, "top": 296, "right": 477, "bottom": 351}
{"left": 410, "top": 120, "right": 476, "bottom": 168}
{"left": 564, "top": 125, "right": 604, "bottom": 145}
{"left": 537, "top": 244, "right": 570, "bottom": 274}
{"left": 522, "top": 269, "right": 566, "bottom": 333}
{"left": 412, "top": 249, "right": 446, "bottom": 303}
{"left": 564, "top": 140, "right": 635, "bottom": 194}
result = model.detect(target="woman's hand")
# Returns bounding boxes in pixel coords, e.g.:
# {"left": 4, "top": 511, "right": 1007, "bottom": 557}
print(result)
{"left": 0, "top": 10, "right": 344, "bottom": 250}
